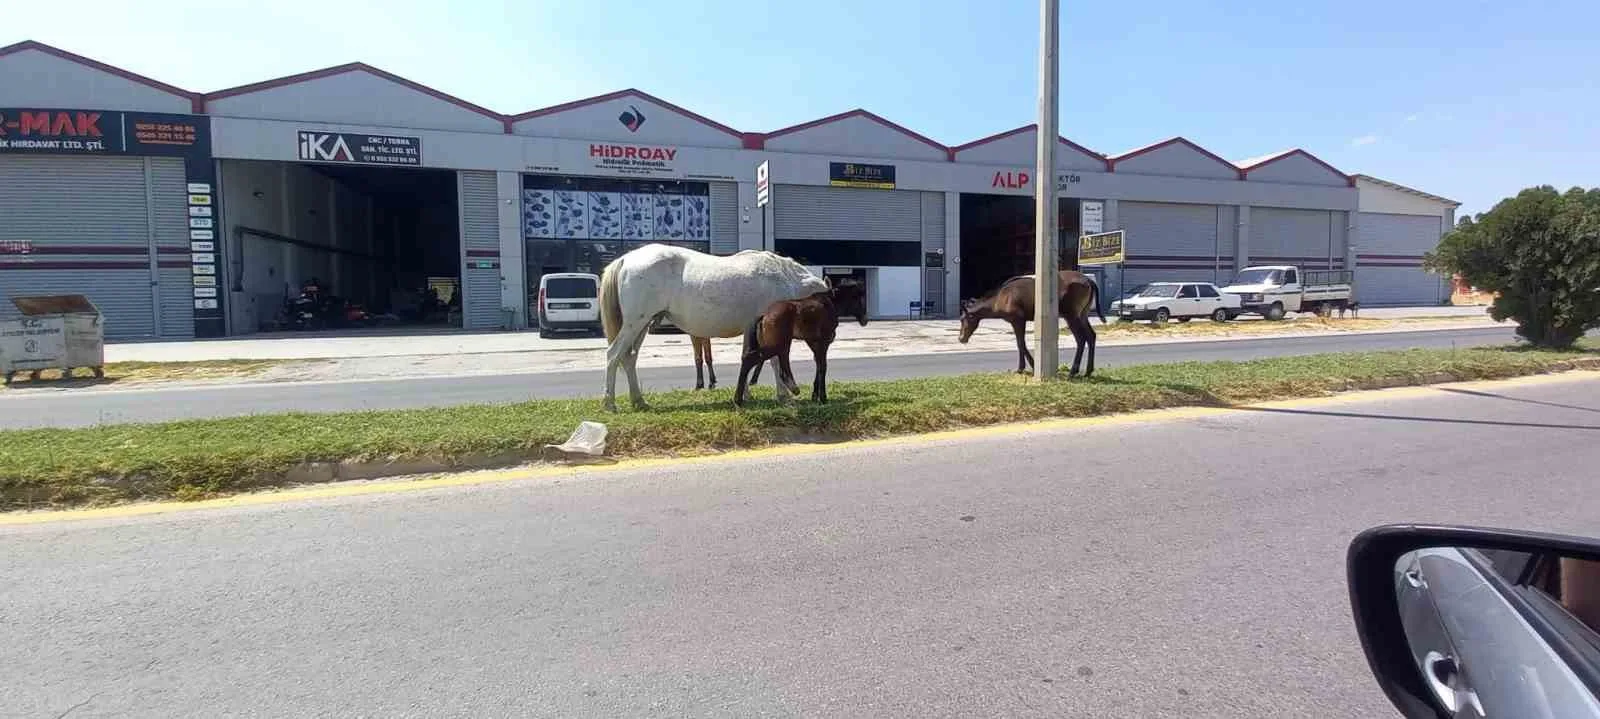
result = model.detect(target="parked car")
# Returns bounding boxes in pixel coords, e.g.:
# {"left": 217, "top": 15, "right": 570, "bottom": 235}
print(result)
{"left": 1348, "top": 523, "right": 1600, "bottom": 717}
{"left": 1219, "top": 265, "right": 1354, "bottom": 320}
{"left": 535, "top": 273, "right": 601, "bottom": 338}
{"left": 1108, "top": 281, "right": 1241, "bottom": 323}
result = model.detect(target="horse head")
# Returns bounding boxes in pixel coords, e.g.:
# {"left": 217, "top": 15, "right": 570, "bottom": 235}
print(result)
{"left": 830, "top": 280, "right": 869, "bottom": 326}
{"left": 957, "top": 297, "right": 985, "bottom": 344}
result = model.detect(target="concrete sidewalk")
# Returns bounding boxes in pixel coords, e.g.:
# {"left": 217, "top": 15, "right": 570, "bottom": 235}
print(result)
{"left": 106, "top": 304, "right": 1492, "bottom": 363}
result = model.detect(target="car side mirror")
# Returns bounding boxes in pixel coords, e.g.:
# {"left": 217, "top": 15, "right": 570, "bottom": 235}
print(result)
{"left": 1348, "top": 524, "right": 1600, "bottom": 718}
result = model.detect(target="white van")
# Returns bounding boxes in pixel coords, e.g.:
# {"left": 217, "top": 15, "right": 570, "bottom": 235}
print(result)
{"left": 535, "top": 273, "right": 602, "bottom": 338}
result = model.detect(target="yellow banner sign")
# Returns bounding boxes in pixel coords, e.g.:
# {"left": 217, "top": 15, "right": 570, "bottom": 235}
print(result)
{"left": 1078, "top": 230, "right": 1126, "bottom": 266}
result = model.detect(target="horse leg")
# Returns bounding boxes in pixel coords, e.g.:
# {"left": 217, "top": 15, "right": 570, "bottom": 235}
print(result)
{"left": 807, "top": 339, "right": 830, "bottom": 403}
{"left": 775, "top": 348, "right": 798, "bottom": 404}
{"left": 1011, "top": 318, "right": 1033, "bottom": 374}
{"left": 734, "top": 350, "right": 762, "bottom": 406}
{"left": 705, "top": 340, "right": 718, "bottom": 389}
{"left": 603, "top": 318, "right": 648, "bottom": 412}
{"left": 623, "top": 322, "right": 651, "bottom": 410}
{"left": 1082, "top": 314, "right": 1098, "bottom": 377}
{"left": 1066, "top": 316, "right": 1087, "bottom": 377}
{"left": 692, "top": 336, "right": 706, "bottom": 390}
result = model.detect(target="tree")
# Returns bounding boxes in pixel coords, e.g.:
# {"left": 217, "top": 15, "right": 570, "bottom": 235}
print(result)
{"left": 1424, "top": 186, "right": 1600, "bottom": 348}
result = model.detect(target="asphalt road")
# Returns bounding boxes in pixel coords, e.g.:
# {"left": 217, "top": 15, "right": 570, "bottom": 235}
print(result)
{"left": 0, "top": 327, "right": 1519, "bottom": 429}
{"left": 5, "top": 373, "right": 1600, "bottom": 717}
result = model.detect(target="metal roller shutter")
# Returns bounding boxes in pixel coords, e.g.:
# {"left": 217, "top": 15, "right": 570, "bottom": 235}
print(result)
{"left": 1357, "top": 212, "right": 1445, "bottom": 306}
{"left": 150, "top": 157, "right": 195, "bottom": 338}
{"left": 1119, "top": 201, "right": 1226, "bottom": 289}
{"left": 773, "top": 185, "right": 922, "bottom": 242}
{"left": 458, "top": 170, "right": 503, "bottom": 330}
{"left": 0, "top": 155, "right": 158, "bottom": 338}
{"left": 920, "top": 192, "right": 946, "bottom": 316}
{"left": 1250, "top": 208, "right": 1337, "bottom": 269}
{"left": 710, "top": 181, "right": 739, "bottom": 255}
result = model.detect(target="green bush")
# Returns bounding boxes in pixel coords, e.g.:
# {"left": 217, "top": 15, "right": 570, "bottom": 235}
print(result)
{"left": 1426, "top": 186, "right": 1600, "bottom": 347}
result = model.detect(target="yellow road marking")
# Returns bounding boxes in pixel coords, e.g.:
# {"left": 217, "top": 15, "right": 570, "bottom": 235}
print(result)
{"left": 5, "top": 370, "right": 1596, "bottom": 527}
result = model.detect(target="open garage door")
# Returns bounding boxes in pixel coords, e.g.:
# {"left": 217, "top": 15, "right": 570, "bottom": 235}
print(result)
{"left": 220, "top": 159, "right": 463, "bottom": 335}
{"left": 957, "top": 194, "right": 1080, "bottom": 303}
{"left": 1357, "top": 212, "right": 1446, "bottom": 306}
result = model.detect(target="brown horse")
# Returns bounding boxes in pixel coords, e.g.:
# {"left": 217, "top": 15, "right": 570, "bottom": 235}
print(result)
{"left": 957, "top": 270, "right": 1106, "bottom": 376}
{"left": 734, "top": 281, "right": 868, "bottom": 406}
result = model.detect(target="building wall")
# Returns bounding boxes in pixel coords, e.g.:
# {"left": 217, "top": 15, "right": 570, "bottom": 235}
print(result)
{"left": 510, "top": 93, "right": 742, "bottom": 149}
{"left": 1357, "top": 178, "right": 1455, "bottom": 218}
{"left": 207, "top": 71, "right": 503, "bottom": 134}
{"left": 764, "top": 115, "right": 946, "bottom": 162}
{"left": 951, "top": 129, "right": 1106, "bottom": 171}
{"left": 1243, "top": 153, "right": 1349, "bottom": 187}
{"left": 1113, "top": 143, "right": 1239, "bottom": 181}
{"left": 0, "top": 48, "right": 193, "bottom": 113}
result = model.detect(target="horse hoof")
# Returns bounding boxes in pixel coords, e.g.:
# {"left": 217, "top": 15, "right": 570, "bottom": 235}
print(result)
{"left": 603, "top": 400, "right": 619, "bottom": 413}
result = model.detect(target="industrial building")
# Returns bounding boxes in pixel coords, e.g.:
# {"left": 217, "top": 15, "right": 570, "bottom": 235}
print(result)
{"left": 1, "top": 40, "right": 1459, "bottom": 340}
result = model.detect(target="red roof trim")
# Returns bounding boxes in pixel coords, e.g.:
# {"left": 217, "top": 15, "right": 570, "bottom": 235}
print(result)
{"left": 0, "top": 40, "right": 203, "bottom": 113}
{"left": 205, "top": 62, "right": 504, "bottom": 122}
{"left": 1238, "top": 148, "right": 1355, "bottom": 187}
{"left": 507, "top": 88, "right": 744, "bottom": 139}
{"left": 761, "top": 109, "right": 949, "bottom": 155}
{"left": 948, "top": 124, "right": 1109, "bottom": 169}
{"left": 1108, "top": 137, "right": 1244, "bottom": 179}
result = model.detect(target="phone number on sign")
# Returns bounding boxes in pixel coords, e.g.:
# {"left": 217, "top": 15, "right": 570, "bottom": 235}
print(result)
{"left": 134, "top": 121, "right": 198, "bottom": 146}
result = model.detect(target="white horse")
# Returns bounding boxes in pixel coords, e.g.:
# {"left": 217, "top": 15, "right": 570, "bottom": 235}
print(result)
{"left": 599, "top": 244, "right": 829, "bottom": 412}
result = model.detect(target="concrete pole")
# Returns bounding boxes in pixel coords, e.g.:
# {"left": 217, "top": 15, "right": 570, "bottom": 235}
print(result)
{"left": 1033, "top": 0, "right": 1061, "bottom": 379}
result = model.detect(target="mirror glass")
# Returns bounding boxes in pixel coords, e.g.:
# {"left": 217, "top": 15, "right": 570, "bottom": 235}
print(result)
{"left": 1394, "top": 547, "right": 1600, "bottom": 717}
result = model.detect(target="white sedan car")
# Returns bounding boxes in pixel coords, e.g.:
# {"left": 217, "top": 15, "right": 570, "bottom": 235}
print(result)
{"left": 1109, "top": 282, "right": 1242, "bottom": 323}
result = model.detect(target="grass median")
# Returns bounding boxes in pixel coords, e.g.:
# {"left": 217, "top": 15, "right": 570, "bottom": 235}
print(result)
{"left": 2, "top": 343, "right": 1594, "bottom": 511}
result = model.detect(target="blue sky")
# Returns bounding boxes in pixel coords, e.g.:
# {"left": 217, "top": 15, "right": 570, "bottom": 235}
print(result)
{"left": 8, "top": 0, "right": 1597, "bottom": 215}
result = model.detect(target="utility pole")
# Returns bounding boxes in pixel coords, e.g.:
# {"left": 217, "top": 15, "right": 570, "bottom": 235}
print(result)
{"left": 1033, "top": 0, "right": 1061, "bottom": 379}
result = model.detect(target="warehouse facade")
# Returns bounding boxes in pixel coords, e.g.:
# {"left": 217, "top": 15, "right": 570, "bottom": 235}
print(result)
{"left": 1, "top": 40, "right": 1457, "bottom": 340}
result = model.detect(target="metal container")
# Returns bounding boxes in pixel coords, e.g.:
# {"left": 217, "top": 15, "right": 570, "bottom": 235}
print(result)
{"left": 0, "top": 295, "right": 105, "bottom": 384}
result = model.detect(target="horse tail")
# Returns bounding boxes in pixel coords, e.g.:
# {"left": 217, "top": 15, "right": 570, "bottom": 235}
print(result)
{"left": 600, "top": 259, "right": 623, "bottom": 343}
{"left": 1091, "top": 278, "right": 1106, "bottom": 325}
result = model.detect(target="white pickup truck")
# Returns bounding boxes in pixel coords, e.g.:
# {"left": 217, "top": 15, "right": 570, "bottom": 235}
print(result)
{"left": 1218, "top": 265, "right": 1355, "bottom": 320}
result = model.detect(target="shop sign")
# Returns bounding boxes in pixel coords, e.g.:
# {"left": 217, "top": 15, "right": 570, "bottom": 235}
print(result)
{"left": 297, "top": 131, "right": 421, "bottom": 166}
{"left": 829, "top": 162, "right": 896, "bottom": 190}
{"left": 990, "top": 170, "right": 1085, "bottom": 191}
{"left": 1080, "top": 201, "right": 1104, "bottom": 234}
{"left": 0, "top": 108, "right": 209, "bottom": 157}
{"left": 1078, "top": 230, "right": 1126, "bottom": 266}
{"left": 755, "top": 160, "right": 771, "bottom": 207}
{"left": 588, "top": 143, "right": 679, "bottom": 177}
